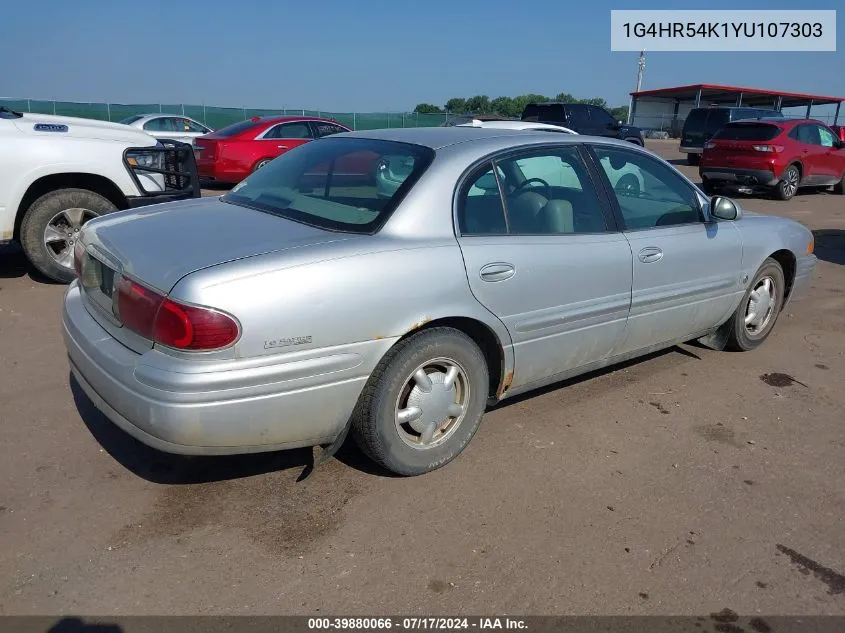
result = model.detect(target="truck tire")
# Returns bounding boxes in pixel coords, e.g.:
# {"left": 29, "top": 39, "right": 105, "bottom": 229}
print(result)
{"left": 20, "top": 188, "right": 118, "bottom": 283}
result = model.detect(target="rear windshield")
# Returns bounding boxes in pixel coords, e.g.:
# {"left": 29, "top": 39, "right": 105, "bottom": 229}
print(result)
{"left": 521, "top": 104, "right": 565, "bottom": 122}
{"left": 222, "top": 138, "right": 435, "bottom": 234}
{"left": 683, "top": 108, "right": 729, "bottom": 135}
{"left": 210, "top": 119, "right": 263, "bottom": 137}
{"left": 713, "top": 123, "right": 781, "bottom": 141}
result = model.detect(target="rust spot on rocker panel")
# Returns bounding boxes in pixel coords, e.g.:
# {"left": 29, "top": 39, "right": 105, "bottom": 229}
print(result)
{"left": 497, "top": 370, "right": 514, "bottom": 399}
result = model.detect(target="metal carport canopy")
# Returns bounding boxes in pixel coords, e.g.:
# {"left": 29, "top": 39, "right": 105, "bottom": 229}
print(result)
{"left": 630, "top": 83, "right": 844, "bottom": 108}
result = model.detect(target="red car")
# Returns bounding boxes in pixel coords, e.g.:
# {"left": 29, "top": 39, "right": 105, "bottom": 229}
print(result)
{"left": 699, "top": 117, "right": 845, "bottom": 200}
{"left": 195, "top": 116, "right": 368, "bottom": 184}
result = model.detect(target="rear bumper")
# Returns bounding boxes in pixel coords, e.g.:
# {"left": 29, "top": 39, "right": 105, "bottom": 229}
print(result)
{"left": 62, "top": 283, "right": 390, "bottom": 455}
{"left": 700, "top": 168, "right": 779, "bottom": 187}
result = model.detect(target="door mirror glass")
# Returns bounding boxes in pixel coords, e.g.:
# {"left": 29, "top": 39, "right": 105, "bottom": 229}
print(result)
{"left": 710, "top": 196, "right": 741, "bottom": 221}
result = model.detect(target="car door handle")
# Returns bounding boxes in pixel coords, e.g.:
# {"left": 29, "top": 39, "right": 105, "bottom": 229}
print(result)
{"left": 638, "top": 247, "right": 664, "bottom": 263}
{"left": 479, "top": 262, "right": 515, "bottom": 282}
{"left": 277, "top": 145, "right": 288, "bottom": 149}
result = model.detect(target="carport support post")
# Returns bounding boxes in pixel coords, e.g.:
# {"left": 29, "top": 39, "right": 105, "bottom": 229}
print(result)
{"left": 834, "top": 102, "right": 841, "bottom": 125}
{"left": 628, "top": 96, "right": 637, "bottom": 125}
{"left": 694, "top": 88, "right": 702, "bottom": 108}
{"left": 736, "top": 92, "right": 743, "bottom": 106}
{"left": 806, "top": 100, "right": 813, "bottom": 118}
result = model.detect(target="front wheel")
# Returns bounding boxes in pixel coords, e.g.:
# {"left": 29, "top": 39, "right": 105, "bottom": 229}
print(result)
{"left": 725, "top": 258, "right": 785, "bottom": 351}
{"left": 351, "top": 327, "right": 490, "bottom": 476}
{"left": 775, "top": 165, "right": 800, "bottom": 201}
{"left": 20, "top": 188, "right": 117, "bottom": 283}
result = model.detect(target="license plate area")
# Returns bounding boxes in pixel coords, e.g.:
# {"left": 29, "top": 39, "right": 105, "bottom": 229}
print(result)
{"left": 80, "top": 253, "right": 121, "bottom": 325}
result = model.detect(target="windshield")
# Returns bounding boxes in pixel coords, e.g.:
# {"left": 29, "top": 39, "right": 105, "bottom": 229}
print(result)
{"left": 210, "top": 119, "right": 264, "bottom": 137}
{"left": 222, "top": 137, "right": 435, "bottom": 233}
{"left": 714, "top": 123, "right": 782, "bottom": 141}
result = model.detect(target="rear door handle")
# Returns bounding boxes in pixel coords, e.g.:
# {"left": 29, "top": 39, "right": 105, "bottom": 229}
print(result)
{"left": 638, "top": 247, "right": 664, "bottom": 263}
{"left": 277, "top": 145, "right": 288, "bottom": 149}
{"left": 479, "top": 262, "right": 515, "bottom": 282}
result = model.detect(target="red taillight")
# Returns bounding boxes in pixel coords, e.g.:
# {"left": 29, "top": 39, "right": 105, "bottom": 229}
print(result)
{"left": 704, "top": 141, "right": 716, "bottom": 150}
{"left": 116, "top": 277, "right": 165, "bottom": 340}
{"left": 752, "top": 145, "right": 785, "bottom": 153}
{"left": 115, "top": 277, "right": 239, "bottom": 351}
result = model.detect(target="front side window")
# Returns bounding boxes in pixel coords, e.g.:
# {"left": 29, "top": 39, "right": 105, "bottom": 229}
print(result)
{"left": 142, "top": 117, "right": 168, "bottom": 132}
{"left": 817, "top": 126, "right": 837, "bottom": 147}
{"left": 588, "top": 106, "right": 616, "bottom": 127}
{"left": 185, "top": 119, "right": 209, "bottom": 133}
{"left": 593, "top": 147, "right": 701, "bottom": 229}
{"left": 223, "top": 138, "right": 433, "bottom": 233}
{"left": 565, "top": 106, "right": 590, "bottom": 126}
{"left": 264, "top": 122, "right": 313, "bottom": 140}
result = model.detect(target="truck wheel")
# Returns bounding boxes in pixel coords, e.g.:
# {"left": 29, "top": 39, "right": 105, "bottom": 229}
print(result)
{"left": 687, "top": 153, "right": 700, "bottom": 166}
{"left": 20, "top": 188, "right": 118, "bottom": 283}
{"left": 351, "top": 327, "right": 489, "bottom": 476}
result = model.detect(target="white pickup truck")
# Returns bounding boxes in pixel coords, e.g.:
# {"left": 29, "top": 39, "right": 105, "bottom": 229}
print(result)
{"left": 0, "top": 106, "right": 199, "bottom": 282}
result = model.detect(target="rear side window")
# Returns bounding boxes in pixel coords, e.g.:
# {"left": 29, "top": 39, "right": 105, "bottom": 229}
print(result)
{"left": 682, "top": 109, "right": 708, "bottom": 133}
{"left": 713, "top": 123, "right": 781, "bottom": 141}
{"left": 211, "top": 119, "right": 263, "bottom": 138}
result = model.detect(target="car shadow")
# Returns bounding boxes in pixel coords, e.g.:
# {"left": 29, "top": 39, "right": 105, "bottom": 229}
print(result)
{"left": 491, "top": 344, "right": 702, "bottom": 410}
{"left": 70, "top": 375, "right": 315, "bottom": 485}
{"left": 0, "top": 245, "right": 64, "bottom": 284}
{"left": 46, "top": 618, "right": 123, "bottom": 633}
{"left": 813, "top": 229, "right": 845, "bottom": 265}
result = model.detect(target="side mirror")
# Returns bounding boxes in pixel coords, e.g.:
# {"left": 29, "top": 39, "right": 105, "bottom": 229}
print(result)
{"left": 710, "top": 196, "right": 741, "bottom": 221}
{"left": 617, "top": 120, "right": 625, "bottom": 126}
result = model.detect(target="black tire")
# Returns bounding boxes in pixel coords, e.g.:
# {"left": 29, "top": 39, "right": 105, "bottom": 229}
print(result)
{"left": 775, "top": 164, "right": 800, "bottom": 201}
{"left": 687, "top": 153, "right": 700, "bottom": 166}
{"left": 351, "top": 327, "right": 490, "bottom": 476}
{"left": 20, "top": 188, "right": 117, "bottom": 283}
{"left": 725, "top": 258, "right": 785, "bottom": 352}
{"left": 833, "top": 172, "right": 845, "bottom": 195}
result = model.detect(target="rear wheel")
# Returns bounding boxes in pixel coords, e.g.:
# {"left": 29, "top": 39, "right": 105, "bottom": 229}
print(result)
{"left": 253, "top": 159, "right": 272, "bottom": 172}
{"left": 687, "top": 153, "right": 700, "bottom": 166}
{"left": 775, "top": 164, "right": 800, "bottom": 201}
{"left": 351, "top": 327, "right": 489, "bottom": 476}
{"left": 725, "top": 258, "right": 785, "bottom": 351}
{"left": 20, "top": 188, "right": 117, "bottom": 283}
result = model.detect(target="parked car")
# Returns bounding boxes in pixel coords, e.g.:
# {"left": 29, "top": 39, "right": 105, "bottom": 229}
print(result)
{"left": 63, "top": 127, "right": 816, "bottom": 477}
{"left": 700, "top": 118, "right": 845, "bottom": 200}
{"left": 441, "top": 114, "right": 515, "bottom": 127}
{"left": 119, "top": 114, "right": 213, "bottom": 145}
{"left": 520, "top": 103, "right": 644, "bottom": 146}
{"left": 680, "top": 106, "right": 781, "bottom": 165}
{"left": 195, "top": 116, "right": 366, "bottom": 184}
{"left": 831, "top": 124, "right": 845, "bottom": 143}
{"left": 0, "top": 107, "right": 198, "bottom": 282}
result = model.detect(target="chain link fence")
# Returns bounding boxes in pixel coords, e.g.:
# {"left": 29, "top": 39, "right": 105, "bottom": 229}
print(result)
{"left": 0, "top": 98, "right": 455, "bottom": 130}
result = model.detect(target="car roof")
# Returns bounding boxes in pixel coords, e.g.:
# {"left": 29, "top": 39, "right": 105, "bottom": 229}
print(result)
{"left": 338, "top": 126, "right": 635, "bottom": 151}
{"left": 456, "top": 120, "right": 577, "bottom": 132}
{"left": 729, "top": 117, "right": 827, "bottom": 126}
{"left": 250, "top": 115, "right": 344, "bottom": 126}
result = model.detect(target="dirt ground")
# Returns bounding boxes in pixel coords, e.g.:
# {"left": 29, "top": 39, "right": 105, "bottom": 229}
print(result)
{"left": 0, "top": 140, "right": 843, "bottom": 617}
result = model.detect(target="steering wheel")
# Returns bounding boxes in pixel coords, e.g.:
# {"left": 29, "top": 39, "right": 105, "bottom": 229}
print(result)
{"left": 515, "top": 177, "right": 551, "bottom": 199}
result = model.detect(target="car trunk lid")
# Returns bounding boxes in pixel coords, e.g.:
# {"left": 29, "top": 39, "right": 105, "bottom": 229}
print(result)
{"left": 77, "top": 197, "right": 357, "bottom": 351}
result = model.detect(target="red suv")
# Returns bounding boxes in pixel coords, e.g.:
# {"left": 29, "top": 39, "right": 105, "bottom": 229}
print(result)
{"left": 699, "top": 118, "right": 845, "bottom": 200}
{"left": 196, "top": 116, "right": 357, "bottom": 184}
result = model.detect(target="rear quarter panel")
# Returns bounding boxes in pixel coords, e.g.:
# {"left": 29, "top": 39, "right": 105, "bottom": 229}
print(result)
{"left": 169, "top": 235, "right": 514, "bottom": 374}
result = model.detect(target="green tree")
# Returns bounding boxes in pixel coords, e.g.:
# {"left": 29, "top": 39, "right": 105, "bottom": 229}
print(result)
{"left": 465, "top": 95, "right": 491, "bottom": 114}
{"left": 444, "top": 98, "right": 467, "bottom": 113}
{"left": 609, "top": 105, "right": 630, "bottom": 122}
{"left": 491, "top": 96, "right": 517, "bottom": 117}
{"left": 414, "top": 103, "right": 442, "bottom": 114}
{"left": 554, "top": 92, "right": 577, "bottom": 103}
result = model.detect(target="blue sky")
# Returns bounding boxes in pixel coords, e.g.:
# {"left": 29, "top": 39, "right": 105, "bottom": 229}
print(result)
{"left": 1, "top": 0, "right": 842, "bottom": 112}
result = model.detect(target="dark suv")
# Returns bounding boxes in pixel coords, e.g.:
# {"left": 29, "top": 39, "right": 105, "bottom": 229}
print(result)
{"left": 681, "top": 106, "right": 781, "bottom": 165}
{"left": 521, "top": 103, "right": 644, "bottom": 145}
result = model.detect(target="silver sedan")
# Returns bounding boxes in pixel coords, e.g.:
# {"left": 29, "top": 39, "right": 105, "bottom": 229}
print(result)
{"left": 118, "top": 113, "right": 212, "bottom": 144}
{"left": 62, "top": 127, "right": 817, "bottom": 476}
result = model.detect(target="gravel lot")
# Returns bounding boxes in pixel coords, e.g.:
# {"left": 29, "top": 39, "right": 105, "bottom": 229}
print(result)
{"left": 1, "top": 140, "right": 843, "bottom": 617}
